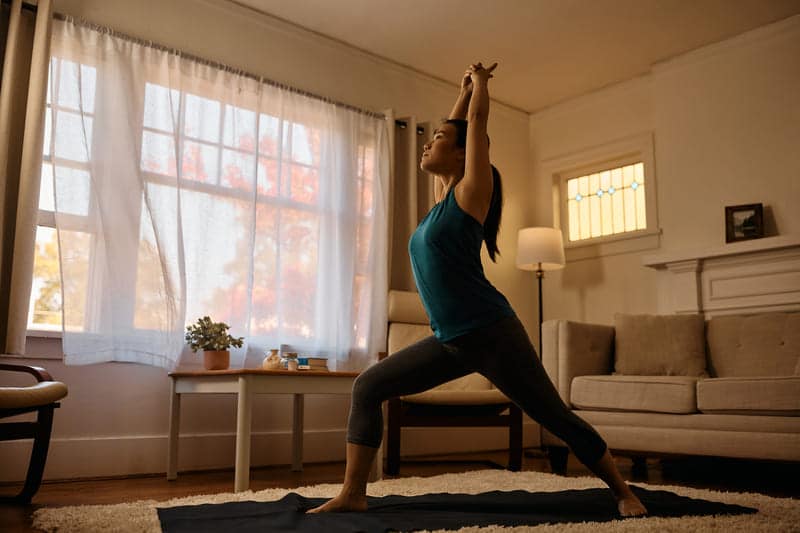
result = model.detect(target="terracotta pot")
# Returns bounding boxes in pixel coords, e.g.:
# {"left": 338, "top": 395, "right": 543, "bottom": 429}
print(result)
{"left": 203, "top": 350, "right": 230, "bottom": 370}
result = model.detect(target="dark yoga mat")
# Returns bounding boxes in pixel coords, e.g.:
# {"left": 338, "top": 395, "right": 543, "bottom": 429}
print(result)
{"left": 158, "top": 485, "right": 757, "bottom": 533}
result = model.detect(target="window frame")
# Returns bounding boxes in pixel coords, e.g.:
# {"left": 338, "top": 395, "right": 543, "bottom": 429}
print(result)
{"left": 28, "top": 56, "right": 101, "bottom": 339}
{"left": 544, "top": 132, "right": 661, "bottom": 261}
{"left": 27, "top": 57, "right": 380, "bottom": 355}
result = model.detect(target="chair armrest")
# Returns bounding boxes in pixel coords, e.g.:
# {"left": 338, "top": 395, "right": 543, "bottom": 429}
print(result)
{"left": 542, "top": 320, "right": 614, "bottom": 408}
{"left": 0, "top": 362, "right": 53, "bottom": 382}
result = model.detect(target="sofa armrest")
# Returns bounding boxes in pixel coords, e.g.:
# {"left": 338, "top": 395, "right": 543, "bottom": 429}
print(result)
{"left": 542, "top": 320, "right": 615, "bottom": 407}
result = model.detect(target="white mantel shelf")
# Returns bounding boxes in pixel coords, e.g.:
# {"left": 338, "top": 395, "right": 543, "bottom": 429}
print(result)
{"left": 640, "top": 235, "right": 800, "bottom": 317}
{"left": 642, "top": 234, "right": 800, "bottom": 268}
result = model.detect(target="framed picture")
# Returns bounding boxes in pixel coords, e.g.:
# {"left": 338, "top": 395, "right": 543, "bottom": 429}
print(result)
{"left": 725, "top": 203, "right": 763, "bottom": 243}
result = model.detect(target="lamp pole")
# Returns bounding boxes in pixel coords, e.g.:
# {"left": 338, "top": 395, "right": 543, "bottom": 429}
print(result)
{"left": 536, "top": 265, "right": 544, "bottom": 359}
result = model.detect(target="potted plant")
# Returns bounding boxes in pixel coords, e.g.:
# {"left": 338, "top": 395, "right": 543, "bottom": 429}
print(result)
{"left": 185, "top": 316, "right": 244, "bottom": 370}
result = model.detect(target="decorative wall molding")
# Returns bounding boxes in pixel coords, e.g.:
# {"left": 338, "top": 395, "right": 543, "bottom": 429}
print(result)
{"left": 642, "top": 235, "right": 800, "bottom": 316}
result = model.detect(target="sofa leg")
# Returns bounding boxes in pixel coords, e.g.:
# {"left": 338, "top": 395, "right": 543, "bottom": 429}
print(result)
{"left": 631, "top": 455, "right": 648, "bottom": 479}
{"left": 546, "top": 446, "right": 569, "bottom": 475}
{"left": 507, "top": 405, "right": 522, "bottom": 471}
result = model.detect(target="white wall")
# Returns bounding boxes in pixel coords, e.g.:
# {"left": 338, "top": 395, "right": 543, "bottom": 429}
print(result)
{"left": 1, "top": 0, "right": 534, "bottom": 482}
{"left": 530, "top": 15, "right": 800, "bottom": 327}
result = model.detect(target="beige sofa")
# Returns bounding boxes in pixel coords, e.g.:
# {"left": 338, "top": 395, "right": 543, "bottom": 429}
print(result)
{"left": 540, "top": 311, "right": 800, "bottom": 472}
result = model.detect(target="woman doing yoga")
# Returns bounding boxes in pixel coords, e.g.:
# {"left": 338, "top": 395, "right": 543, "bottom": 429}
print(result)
{"left": 308, "top": 63, "right": 647, "bottom": 517}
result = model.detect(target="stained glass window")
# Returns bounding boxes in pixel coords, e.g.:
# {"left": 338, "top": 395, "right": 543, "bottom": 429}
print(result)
{"left": 566, "top": 162, "right": 646, "bottom": 242}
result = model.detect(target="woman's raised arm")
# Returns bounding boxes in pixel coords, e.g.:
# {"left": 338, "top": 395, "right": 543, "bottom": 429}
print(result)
{"left": 456, "top": 62, "right": 497, "bottom": 225}
{"left": 447, "top": 68, "right": 473, "bottom": 120}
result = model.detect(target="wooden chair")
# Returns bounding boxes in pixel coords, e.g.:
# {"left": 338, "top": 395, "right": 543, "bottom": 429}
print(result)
{"left": 383, "top": 290, "right": 522, "bottom": 475}
{"left": 0, "top": 362, "right": 68, "bottom": 503}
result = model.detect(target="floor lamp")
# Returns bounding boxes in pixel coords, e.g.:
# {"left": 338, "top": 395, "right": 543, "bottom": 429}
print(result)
{"left": 516, "top": 227, "right": 566, "bottom": 358}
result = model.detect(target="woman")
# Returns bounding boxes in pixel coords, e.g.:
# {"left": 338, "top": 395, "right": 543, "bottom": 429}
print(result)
{"left": 309, "top": 63, "right": 647, "bottom": 518}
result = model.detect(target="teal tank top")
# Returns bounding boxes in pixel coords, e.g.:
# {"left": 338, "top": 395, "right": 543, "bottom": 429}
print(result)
{"left": 409, "top": 188, "right": 515, "bottom": 341}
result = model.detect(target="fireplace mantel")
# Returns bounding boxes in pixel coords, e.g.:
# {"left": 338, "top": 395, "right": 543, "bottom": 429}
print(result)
{"left": 642, "top": 235, "right": 800, "bottom": 316}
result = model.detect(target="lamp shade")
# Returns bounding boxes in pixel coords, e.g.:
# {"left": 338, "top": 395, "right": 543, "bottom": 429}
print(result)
{"left": 516, "top": 227, "right": 566, "bottom": 271}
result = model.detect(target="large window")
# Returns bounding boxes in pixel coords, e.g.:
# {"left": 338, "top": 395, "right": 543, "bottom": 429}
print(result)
{"left": 29, "top": 27, "right": 385, "bottom": 370}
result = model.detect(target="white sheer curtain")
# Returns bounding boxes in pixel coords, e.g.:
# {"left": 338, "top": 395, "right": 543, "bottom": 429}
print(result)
{"left": 46, "top": 18, "right": 389, "bottom": 371}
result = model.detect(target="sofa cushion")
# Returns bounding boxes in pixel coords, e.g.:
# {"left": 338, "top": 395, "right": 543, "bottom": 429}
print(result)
{"left": 706, "top": 312, "right": 800, "bottom": 377}
{"left": 697, "top": 376, "right": 800, "bottom": 415}
{"left": 571, "top": 375, "right": 699, "bottom": 414}
{"left": 614, "top": 313, "right": 707, "bottom": 376}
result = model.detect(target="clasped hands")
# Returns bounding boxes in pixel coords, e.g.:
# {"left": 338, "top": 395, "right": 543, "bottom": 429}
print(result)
{"left": 461, "top": 62, "right": 498, "bottom": 92}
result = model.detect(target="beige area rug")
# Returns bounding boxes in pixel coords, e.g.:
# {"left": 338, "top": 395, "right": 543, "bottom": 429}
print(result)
{"left": 33, "top": 469, "right": 798, "bottom": 532}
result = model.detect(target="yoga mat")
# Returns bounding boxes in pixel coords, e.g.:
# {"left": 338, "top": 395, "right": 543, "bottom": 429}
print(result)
{"left": 158, "top": 485, "right": 757, "bottom": 532}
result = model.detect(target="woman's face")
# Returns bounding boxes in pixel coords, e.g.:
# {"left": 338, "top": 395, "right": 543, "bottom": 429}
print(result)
{"left": 420, "top": 123, "right": 464, "bottom": 175}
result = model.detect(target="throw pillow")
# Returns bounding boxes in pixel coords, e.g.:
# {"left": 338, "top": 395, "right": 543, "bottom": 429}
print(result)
{"left": 614, "top": 313, "right": 708, "bottom": 376}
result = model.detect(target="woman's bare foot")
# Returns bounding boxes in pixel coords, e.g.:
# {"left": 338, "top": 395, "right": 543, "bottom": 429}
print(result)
{"left": 616, "top": 491, "right": 647, "bottom": 517}
{"left": 306, "top": 492, "right": 368, "bottom": 513}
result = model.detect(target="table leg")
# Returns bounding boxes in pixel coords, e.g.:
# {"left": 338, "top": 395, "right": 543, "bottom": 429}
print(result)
{"left": 234, "top": 375, "right": 253, "bottom": 492}
{"left": 167, "top": 377, "right": 180, "bottom": 480}
{"left": 291, "top": 393, "right": 304, "bottom": 472}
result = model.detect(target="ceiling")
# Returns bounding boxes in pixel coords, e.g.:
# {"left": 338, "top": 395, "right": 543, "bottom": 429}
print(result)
{"left": 230, "top": 0, "right": 800, "bottom": 113}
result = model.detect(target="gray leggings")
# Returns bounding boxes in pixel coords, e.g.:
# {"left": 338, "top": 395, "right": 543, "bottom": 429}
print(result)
{"left": 346, "top": 314, "right": 607, "bottom": 468}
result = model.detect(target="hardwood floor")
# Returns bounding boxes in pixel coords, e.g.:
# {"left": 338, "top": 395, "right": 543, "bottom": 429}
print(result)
{"left": 1, "top": 450, "right": 798, "bottom": 532}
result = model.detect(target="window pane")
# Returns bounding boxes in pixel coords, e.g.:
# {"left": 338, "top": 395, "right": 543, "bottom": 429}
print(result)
{"left": 258, "top": 113, "right": 280, "bottom": 157}
{"left": 223, "top": 105, "right": 256, "bottom": 151}
{"left": 57, "top": 60, "right": 97, "bottom": 113}
{"left": 291, "top": 124, "right": 319, "bottom": 165}
{"left": 141, "top": 130, "right": 177, "bottom": 176}
{"left": 250, "top": 204, "right": 278, "bottom": 335}
{"left": 181, "top": 141, "right": 219, "bottom": 183}
{"left": 59, "top": 229, "right": 91, "bottom": 332}
{"left": 279, "top": 208, "right": 319, "bottom": 338}
{"left": 283, "top": 164, "right": 318, "bottom": 204}
{"left": 359, "top": 178, "right": 374, "bottom": 217}
{"left": 184, "top": 93, "right": 220, "bottom": 143}
{"left": 54, "top": 166, "right": 91, "bottom": 216}
{"left": 221, "top": 149, "right": 255, "bottom": 192}
{"left": 568, "top": 199, "right": 579, "bottom": 242}
{"left": 133, "top": 202, "right": 169, "bottom": 331}
{"left": 257, "top": 157, "right": 278, "bottom": 197}
{"left": 362, "top": 146, "right": 375, "bottom": 181}
{"left": 29, "top": 226, "right": 62, "bottom": 330}
{"left": 54, "top": 111, "right": 92, "bottom": 162}
{"left": 356, "top": 217, "right": 372, "bottom": 271}
{"left": 144, "top": 83, "right": 180, "bottom": 133}
{"left": 43, "top": 106, "right": 53, "bottom": 157}
{"left": 39, "top": 163, "right": 55, "bottom": 211}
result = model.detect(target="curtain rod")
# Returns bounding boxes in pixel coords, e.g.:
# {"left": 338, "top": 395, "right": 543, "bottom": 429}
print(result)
{"left": 1, "top": 0, "right": 37, "bottom": 12}
{"left": 1, "top": 2, "right": 386, "bottom": 120}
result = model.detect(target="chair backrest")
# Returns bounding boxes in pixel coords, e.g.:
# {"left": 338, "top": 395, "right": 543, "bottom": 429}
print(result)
{"left": 387, "top": 290, "right": 493, "bottom": 392}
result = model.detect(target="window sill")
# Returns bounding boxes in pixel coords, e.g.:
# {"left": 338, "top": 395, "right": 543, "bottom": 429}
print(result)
{"left": 26, "top": 329, "right": 63, "bottom": 339}
{"left": 564, "top": 228, "right": 662, "bottom": 262}
{"left": 0, "top": 332, "right": 64, "bottom": 361}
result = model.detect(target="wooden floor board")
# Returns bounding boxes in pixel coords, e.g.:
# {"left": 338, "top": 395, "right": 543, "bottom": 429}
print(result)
{"left": 1, "top": 450, "right": 798, "bottom": 532}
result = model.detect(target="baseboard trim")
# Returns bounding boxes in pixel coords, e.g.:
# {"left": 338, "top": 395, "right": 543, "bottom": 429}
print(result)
{"left": 0, "top": 423, "right": 540, "bottom": 482}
